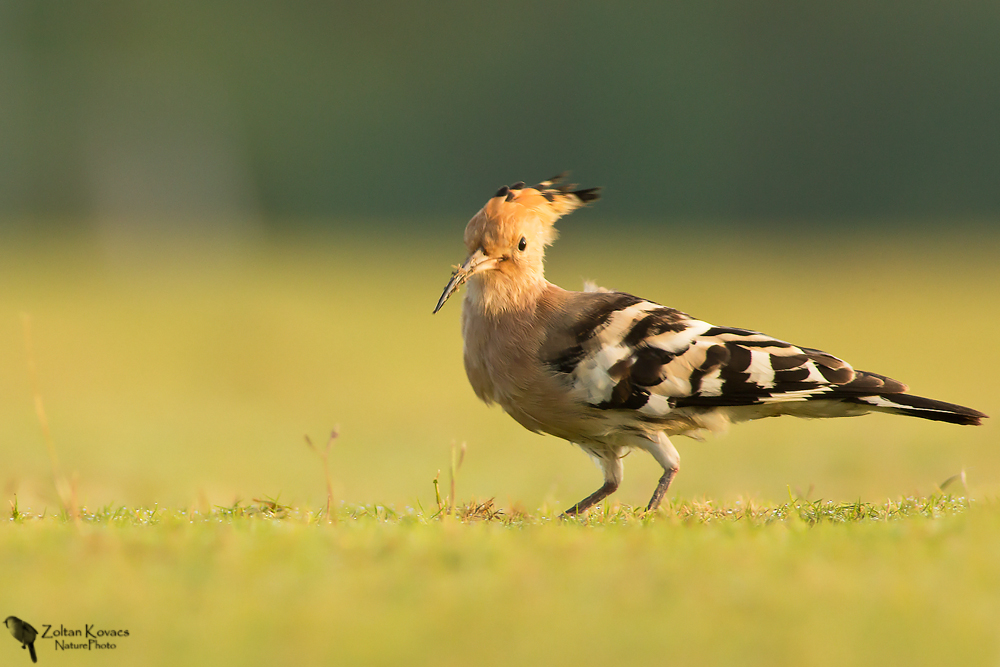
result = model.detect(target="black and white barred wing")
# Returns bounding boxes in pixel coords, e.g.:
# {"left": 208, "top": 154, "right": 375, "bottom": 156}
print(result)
{"left": 549, "top": 291, "right": 984, "bottom": 425}
{"left": 547, "top": 291, "right": 938, "bottom": 420}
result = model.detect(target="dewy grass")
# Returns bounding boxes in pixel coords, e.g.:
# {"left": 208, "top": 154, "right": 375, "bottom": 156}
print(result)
{"left": 3, "top": 494, "right": 999, "bottom": 667}
{"left": 4, "top": 494, "right": 974, "bottom": 528}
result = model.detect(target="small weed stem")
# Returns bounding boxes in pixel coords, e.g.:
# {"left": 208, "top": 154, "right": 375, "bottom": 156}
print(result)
{"left": 22, "top": 313, "right": 79, "bottom": 523}
{"left": 305, "top": 429, "right": 339, "bottom": 524}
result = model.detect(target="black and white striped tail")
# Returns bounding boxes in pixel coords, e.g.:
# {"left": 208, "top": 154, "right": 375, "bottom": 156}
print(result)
{"left": 848, "top": 392, "right": 986, "bottom": 426}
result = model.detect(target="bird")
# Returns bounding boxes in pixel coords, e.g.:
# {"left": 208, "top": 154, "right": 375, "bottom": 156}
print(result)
{"left": 5, "top": 616, "right": 38, "bottom": 663}
{"left": 433, "top": 174, "right": 988, "bottom": 515}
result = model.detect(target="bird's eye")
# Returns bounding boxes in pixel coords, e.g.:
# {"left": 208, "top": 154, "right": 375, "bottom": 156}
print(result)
{"left": 518, "top": 237, "right": 527, "bottom": 251}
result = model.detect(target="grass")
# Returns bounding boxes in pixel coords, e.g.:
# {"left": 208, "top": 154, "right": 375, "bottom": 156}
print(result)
{"left": 4, "top": 495, "right": 1000, "bottom": 666}
{"left": 1, "top": 223, "right": 998, "bottom": 665}
{"left": 2, "top": 492, "right": 980, "bottom": 527}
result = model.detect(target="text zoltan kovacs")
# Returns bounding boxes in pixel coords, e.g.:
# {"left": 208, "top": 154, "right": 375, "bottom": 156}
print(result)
{"left": 42, "top": 624, "right": 129, "bottom": 651}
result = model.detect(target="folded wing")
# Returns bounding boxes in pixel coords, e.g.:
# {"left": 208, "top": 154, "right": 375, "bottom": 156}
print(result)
{"left": 544, "top": 290, "right": 956, "bottom": 420}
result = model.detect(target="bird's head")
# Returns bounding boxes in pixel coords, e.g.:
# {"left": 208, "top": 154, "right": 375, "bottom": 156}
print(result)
{"left": 433, "top": 174, "right": 600, "bottom": 315}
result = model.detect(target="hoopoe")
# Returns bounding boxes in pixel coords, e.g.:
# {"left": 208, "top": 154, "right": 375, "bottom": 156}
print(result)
{"left": 434, "top": 174, "right": 987, "bottom": 515}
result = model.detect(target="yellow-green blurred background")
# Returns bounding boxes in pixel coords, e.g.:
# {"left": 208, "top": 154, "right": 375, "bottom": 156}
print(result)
{"left": 3, "top": 228, "right": 997, "bottom": 513}
{"left": 2, "top": 1, "right": 998, "bottom": 513}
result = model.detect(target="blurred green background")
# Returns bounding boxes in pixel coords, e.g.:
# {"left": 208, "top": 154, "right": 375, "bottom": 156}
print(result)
{"left": 2, "top": 1, "right": 998, "bottom": 513}
{"left": 3, "top": 1, "right": 1000, "bottom": 225}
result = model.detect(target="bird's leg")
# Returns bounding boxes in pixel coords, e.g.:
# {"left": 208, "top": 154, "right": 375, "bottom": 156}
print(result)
{"left": 562, "top": 449, "right": 623, "bottom": 517}
{"left": 641, "top": 432, "right": 680, "bottom": 512}
{"left": 646, "top": 469, "right": 677, "bottom": 511}
{"left": 562, "top": 480, "right": 619, "bottom": 516}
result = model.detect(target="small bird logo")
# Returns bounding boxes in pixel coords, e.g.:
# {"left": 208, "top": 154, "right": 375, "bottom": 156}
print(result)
{"left": 4, "top": 616, "right": 38, "bottom": 663}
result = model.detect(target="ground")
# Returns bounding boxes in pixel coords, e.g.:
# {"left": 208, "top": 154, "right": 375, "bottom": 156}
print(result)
{"left": 1, "top": 224, "right": 997, "bottom": 665}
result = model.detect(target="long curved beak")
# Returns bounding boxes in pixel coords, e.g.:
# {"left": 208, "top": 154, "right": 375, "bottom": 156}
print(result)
{"left": 433, "top": 248, "right": 499, "bottom": 313}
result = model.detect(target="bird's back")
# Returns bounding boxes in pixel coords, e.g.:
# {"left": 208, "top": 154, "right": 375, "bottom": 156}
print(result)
{"left": 466, "top": 285, "right": 985, "bottom": 447}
